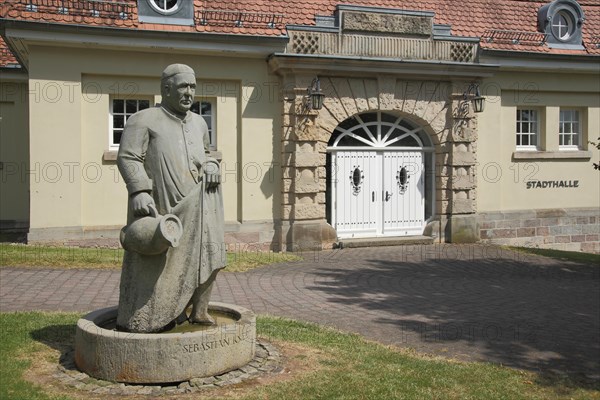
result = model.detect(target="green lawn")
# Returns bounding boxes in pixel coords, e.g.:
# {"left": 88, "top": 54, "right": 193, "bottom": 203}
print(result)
{"left": 3, "top": 243, "right": 597, "bottom": 272}
{"left": 0, "top": 312, "right": 598, "bottom": 400}
{"left": 0, "top": 244, "right": 301, "bottom": 272}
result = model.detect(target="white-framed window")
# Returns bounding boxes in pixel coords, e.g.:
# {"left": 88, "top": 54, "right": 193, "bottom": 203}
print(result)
{"left": 516, "top": 109, "right": 539, "bottom": 150}
{"left": 109, "top": 98, "right": 150, "bottom": 149}
{"left": 191, "top": 99, "right": 216, "bottom": 151}
{"left": 148, "top": 0, "right": 180, "bottom": 15}
{"left": 559, "top": 109, "right": 580, "bottom": 150}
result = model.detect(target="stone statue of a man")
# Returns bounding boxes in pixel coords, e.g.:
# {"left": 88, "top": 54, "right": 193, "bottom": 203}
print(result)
{"left": 116, "top": 64, "right": 226, "bottom": 333}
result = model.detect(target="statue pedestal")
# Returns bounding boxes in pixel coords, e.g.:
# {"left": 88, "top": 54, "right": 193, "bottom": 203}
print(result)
{"left": 74, "top": 303, "right": 256, "bottom": 384}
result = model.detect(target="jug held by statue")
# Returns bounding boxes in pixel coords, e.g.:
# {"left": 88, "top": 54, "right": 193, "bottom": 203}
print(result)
{"left": 120, "top": 205, "right": 183, "bottom": 255}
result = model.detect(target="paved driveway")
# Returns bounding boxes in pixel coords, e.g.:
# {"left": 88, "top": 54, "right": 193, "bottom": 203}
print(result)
{"left": 1, "top": 244, "right": 598, "bottom": 378}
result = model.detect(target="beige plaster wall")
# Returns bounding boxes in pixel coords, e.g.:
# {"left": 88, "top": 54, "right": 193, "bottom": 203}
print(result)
{"left": 22, "top": 44, "right": 600, "bottom": 237}
{"left": 478, "top": 71, "right": 600, "bottom": 212}
{"left": 0, "top": 81, "right": 29, "bottom": 223}
{"left": 26, "top": 45, "right": 281, "bottom": 232}
{"left": 28, "top": 47, "right": 82, "bottom": 229}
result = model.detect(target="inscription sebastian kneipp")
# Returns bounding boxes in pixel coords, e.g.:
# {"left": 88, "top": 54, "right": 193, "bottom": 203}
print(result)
{"left": 182, "top": 334, "right": 248, "bottom": 353}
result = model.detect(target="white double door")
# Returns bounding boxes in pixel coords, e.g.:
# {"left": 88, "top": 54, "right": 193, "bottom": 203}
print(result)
{"left": 331, "top": 150, "right": 425, "bottom": 238}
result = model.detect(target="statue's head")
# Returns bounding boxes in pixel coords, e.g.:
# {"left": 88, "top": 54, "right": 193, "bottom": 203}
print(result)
{"left": 160, "top": 64, "right": 196, "bottom": 117}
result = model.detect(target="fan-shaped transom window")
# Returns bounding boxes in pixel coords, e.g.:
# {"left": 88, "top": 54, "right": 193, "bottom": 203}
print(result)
{"left": 328, "top": 112, "right": 431, "bottom": 149}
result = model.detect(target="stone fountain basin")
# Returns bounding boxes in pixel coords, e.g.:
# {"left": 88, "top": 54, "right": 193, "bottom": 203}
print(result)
{"left": 74, "top": 303, "right": 256, "bottom": 384}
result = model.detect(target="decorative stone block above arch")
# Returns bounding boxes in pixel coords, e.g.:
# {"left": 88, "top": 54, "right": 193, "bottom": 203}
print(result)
{"left": 340, "top": 8, "right": 434, "bottom": 37}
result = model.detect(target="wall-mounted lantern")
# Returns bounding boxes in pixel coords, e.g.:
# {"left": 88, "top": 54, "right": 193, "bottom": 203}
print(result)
{"left": 307, "top": 77, "right": 325, "bottom": 111}
{"left": 463, "top": 83, "right": 486, "bottom": 113}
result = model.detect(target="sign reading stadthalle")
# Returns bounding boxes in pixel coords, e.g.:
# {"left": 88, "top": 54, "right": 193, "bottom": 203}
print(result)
{"left": 526, "top": 180, "right": 580, "bottom": 189}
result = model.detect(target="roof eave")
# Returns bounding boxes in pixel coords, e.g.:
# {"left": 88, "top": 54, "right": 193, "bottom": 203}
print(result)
{"left": 0, "top": 66, "right": 27, "bottom": 81}
{"left": 480, "top": 48, "right": 600, "bottom": 73}
{"left": 0, "top": 19, "right": 290, "bottom": 70}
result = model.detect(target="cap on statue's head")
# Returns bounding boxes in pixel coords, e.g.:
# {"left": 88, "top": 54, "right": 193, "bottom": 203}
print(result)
{"left": 161, "top": 64, "right": 195, "bottom": 80}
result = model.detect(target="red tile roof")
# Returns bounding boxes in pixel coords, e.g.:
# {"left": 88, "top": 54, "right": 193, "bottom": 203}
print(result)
{"left": 0, "top": 37, "right": 19, "bottom": 67}
{"left": 1, "top": 0, "right": 599, "bottom": 66}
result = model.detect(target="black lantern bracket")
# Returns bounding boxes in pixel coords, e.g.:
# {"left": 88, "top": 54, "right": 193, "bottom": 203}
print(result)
{"left": 296, "top": 77, "right": 326, "bottom": 128}
{"left": 462, "top": 83, "right": 486, "bottom": 114}
{"left": 303, "top": 77, "right": 325, "bottom": 112}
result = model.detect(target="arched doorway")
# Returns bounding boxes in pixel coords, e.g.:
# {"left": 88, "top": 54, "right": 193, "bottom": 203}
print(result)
{"left": 326, "top": 112, "right": 435, "bottom": 238}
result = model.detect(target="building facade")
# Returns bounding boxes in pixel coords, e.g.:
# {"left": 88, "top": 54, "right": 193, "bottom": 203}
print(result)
{"left": 1, "top": 0, "right": 599, "bottom": 253}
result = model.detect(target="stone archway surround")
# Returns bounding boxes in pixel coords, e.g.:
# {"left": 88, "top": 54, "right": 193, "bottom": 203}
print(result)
{"left": 280, "top": 75, "right": 479, "bottom": 251}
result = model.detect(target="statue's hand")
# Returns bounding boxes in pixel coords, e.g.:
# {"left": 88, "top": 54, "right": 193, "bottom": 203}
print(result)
{"left": 131, "top": 192, "right": 155, "bottom": 217}
{"left": 205, "top": 172, "right": 221, "bottom": 190}
{"left": 204, "top": 162, "right": 221, "bottom": 190}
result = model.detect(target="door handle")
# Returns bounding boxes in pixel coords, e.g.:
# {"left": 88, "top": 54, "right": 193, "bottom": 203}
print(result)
{"left": 385, "top": 191, "right": 393, "bottom": 202}
{"left": 372, "top": 191, "right": 375, "bottom": 202}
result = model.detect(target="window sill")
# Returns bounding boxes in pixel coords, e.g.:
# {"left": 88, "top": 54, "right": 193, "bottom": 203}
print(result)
{"left": 103, "top": 150, "right": 222, "bottom": 162}
{"left": 103, "top": 150, "right": 118, "bottom": 161}
{"left": 512, "top": 150, "right": 592, "bottom": 160}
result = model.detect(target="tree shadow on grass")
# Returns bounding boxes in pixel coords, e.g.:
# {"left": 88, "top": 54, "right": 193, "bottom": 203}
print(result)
{"left": 305, "top": 246, "right": 600, "bottom": 391}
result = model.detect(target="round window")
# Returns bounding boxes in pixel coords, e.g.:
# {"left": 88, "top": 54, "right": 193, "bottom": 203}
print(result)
{"left": 148, "top": 0, "right": 180, "bottom": 15}
{"left": 551, "top": 10, "right": 575, "bottom": 41}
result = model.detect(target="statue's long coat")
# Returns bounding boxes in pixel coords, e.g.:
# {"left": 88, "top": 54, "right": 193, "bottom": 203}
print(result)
{"left": 116, "top": 106, "right": 226, "bottom": 333}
